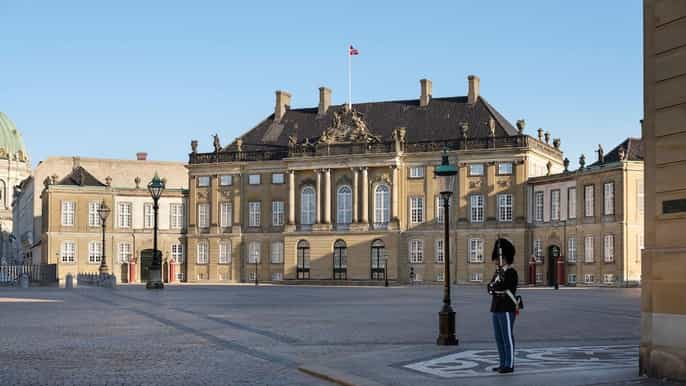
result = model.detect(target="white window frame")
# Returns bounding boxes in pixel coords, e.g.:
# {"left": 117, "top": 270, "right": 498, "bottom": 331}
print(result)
{"left": 270, "top": 241, "right": 284, "bottom": 264}
{"left": 604, "top": 182, "right": 615, "bottom": 215}
{"left": 567, "top": 237, "right": 577, "bottom": 263}
{"left": 118, "top": 202, "right": 132, "bottom": 229}
{"left": 469, "top": 272, "right": 483, "bottom": 282}
{"left": 374, "top": 184, "right": 390, "bottom": 224}
{"left": 272, "top": 272, "right": 283, "bottom": 281}
{"left": 584, "top": 274, "right": 594, "bottom": 284}
{"left": 410, "top": 196, "right": 424, "bottom": 224}
{"left": 248, "top": 174, "right": 261, "bottom": 185}
{"left": 118, "top": 242, "right": 132, "bottom": 264}
{"left": 469, "top": 239, "right": 484, "bottom": 263}
{"left": 197, "top": 176, "right": 210, "bottom": 187}
{"left": 248, "top": 271, "right": 256, "bottom": 282}
{"left": 469, "top": 164, "right": 484, "bottom": 176}
{"left": 551, "top": 190, "right": 560, "bottom": 221}
{"left": 248, "top": 241, "right": 261, "bottom": 264}
{"left": 301, "top": 186, "right": 316, "bottom": 225}
{"left": 248, "top": 201, "right": 261, "bottom": 227}
{"left": 497, "top": 194, "right": 513, "bottom": 222}
{"left": 534, "top": 191, "right": 544, "bottom": 222}
{"left": 534, "top": 239, "right": 543, "bottom": 262}
{"left": 336, "top": 185, "right": 353, "bottom": 225}
{"left": 470, "top": 195, "right": 484, "bottom": 223}
{"left": 585, "top": 236, "right": 594, "bottom": 263}
{"left": 604, "top": 234, "right": 615, "bottom": 263}
{"left": 61, "top": 201, "right": 75, "bottom": 226}
{"left": 170, "top": 203, "right": 185, "bottom": 229}
{"left": 434, "top": 239, "right": 444, "bottom": 264}
{"left": 568, "top": 187, "right": 577, "bottom": 219}
{"left": 436, "top": 272, "right": 445, "bottom": 282}
{"left": 144, "top": 203, "right": 154, "bottom": 229}
{"left": 584, "top": 185, "right": 594, "bottom": 217}
{"left": 218, "top": 241, "right": 231, "bottom": 264}
{"left": 219, "top": 175, "right": 232, "bottom": 186}
{"left": 197, "top": 241, "right": 209, "bottom": 264}
{"left": 88, "top": 241, "right": 102, "bottom": 264}
{"left": 88, "top": 201, "right": 101, "bottom": 227}
{"left": 498, "top": 162, "right": 513, "bottom": 175}
{"left": 568, "top": 273, "right": 577, "bottom": 284}
{"left": 171, "top": 243, "right": 185, "bottom": 264}
{"left": 435, "top": 196, "right": 447, "bottom": 224}
{"left": 409, "top": 166, "right": 424, "bottom": 178}
{"left": 603, "top": 273, "right": 615, "bottom": 284}
{"left": 637, "top": 181, "right": 644, "bottom": 217}
{"left": 271, "top": 173, "right": 285, "bottom": 184}
{"left": 220, "top": 202, "right": 232, "bottom": 228}
{"left": 409, "top": 239, "right": 424, "bottom": 264}
{"left": 272, "top": 201, "right": 284, "bottom": 226}
{"left": 61, "top": 241, "right": 76, "bottom": 263}
{"left": 197, "top": 203, "right": 210, "bottom": 229}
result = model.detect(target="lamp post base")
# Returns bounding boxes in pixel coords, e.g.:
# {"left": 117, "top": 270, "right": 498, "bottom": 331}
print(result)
{"left": 98, "top": 265, "right": 109, "bottom": 275}
{"left": 437, "top": 308, "right": 459, "bottom": 346}
{"left": 146, "top": 268, "right": 164, "bottom": 290}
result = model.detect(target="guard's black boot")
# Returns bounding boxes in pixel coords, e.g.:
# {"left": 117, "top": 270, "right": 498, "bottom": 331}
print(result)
{"left": 498, "top": 367, "right": 514, "bottom": 374}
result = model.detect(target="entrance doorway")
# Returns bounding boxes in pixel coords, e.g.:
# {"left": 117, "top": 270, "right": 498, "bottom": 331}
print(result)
{"left": 371, "top": 239, "right": 385, "bottom": 280}
{"left": 140, "top": 249, "right": 160, "bottom": 283}
{"left": 296, "top": 240, "right": 310, "bottom": 280}
{"left": 333, "top": 240, "right": 347, "bottom": 280}
{"left": 548, "top": 245, "right": 560, "bottom": 286}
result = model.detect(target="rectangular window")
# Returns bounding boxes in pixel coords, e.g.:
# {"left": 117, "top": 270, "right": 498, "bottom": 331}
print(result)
{"left": 248, "top": 174, "right": 261, "bottom": 185}
{"left": 248, "top": 202, "right": 261, "bottom": 227}
{"left": 534, "top": 191, "right": 544, "bottom": 222}
{"left": 272, "top": 201, "right": 284, "bottom": 226}
{"left": 584, "top": 274, "right": 594, "bottom": 284}
{"left": 61, "top": 201, "right": 75, "bottom": 226}
{"left": 603, "top": 273, "right": 615, "bottom": 284}
{"left": 536, "top": 272, "right": 544, "bottom": 284}
{"left": 197, "top": 241, "right": 209, "bottom": 264}
{"left": 470, "top": 195, "right": 484, "bottom": 223}
{"left": 61, "top": 241, "right": 75, "bottom": 263}
{"left": 551, "top": 190, "right": 561, "bottom": 221}
{"left": 469, "top": 164, "right": 484, "bottom": 176}
{"left": 584, "top": 185, "right": 594, "bottom": 217}
{"left": 585, "top": 236, "right": 594, "bottom": 263}
{"left": 410, "top": 197, "right": 424, "bottom": 224}
{"left": 435, "top": 196, "right": 446, "bottom": 224}
{"left": 568, "top": 274, "right": 577, "bottom": 284}
{"left": 469, "top": 239, "right": 484, "bottom": 263}
{"left": 144, "top": 203, "right": 154, "bottom": 229}
{"left": 88, "top": 201, "right": 101, "bottom": 227}
{"left": 271, "top": 241, "right": 284, "bottom": 264}
{"left": 272, "top": 272, "right": 283, "bottom": 281}
{"left": 469, "top": 272, "right": 483, "bottom": 282}
{"left": 409, "top": 166, "right": 424, "bottom": 178}
{"left": 248, "top": 242, "right": 261, "bottom": 263}
{"left": 171, "top": 244, "right": 185, "bottom": 264}
{"left": 271, "top": 173, "right": 285, "bottom": 184}
{"left": 170, "top": 203, "right": 185, "bottom": 229}
{"left": 435, "top": 239, "right": 444, "bottom": 263}
{"left": 567, "top": 238, "right": 577, "bottom": 263}
{"left": 568, "top": 187, "right": 577, "bottom": 219}
{"left": 534, "top": 239, "right": 543, "bottom": 262}
{"left": 118, "top": 242, "right": 132, "bottom": 264}
{"left": 604, "top": 182, "right": 615, "bottom": 215}
{"left": 498, "top": 162, "right": 513, "bottom": 175}
{"left": 637, "top": 181, "right": 644, "bottom": 217}
{"left": 197, "top": 203, "right": 210, "bottom": 228}
{"left": 497, "top": 194, "right": 513, "bottom": 222}
{"left": 248, "top": 271, "right": 256, "bottom": 282}
{"left": 118, "top": 202, "right": 132, "bottom": 228}
{"left": 88, "top": 241, "right": 102, "bottom": 264}
{"left": 604, "top": 234, "right": 615, "bottom": 263}
{"left": 197, "top": 176, "right": 210, "bottom": 187}
{"left": 220, "top": 202, "right": 232, "bottom": 228}
{"left": 409, "top": 239, "right": 424, "bottom": 264}
{"left": 436, "top": 272, "right": 445, "bottom": 282}
{"left": 220, "top": 175, "right": 232, "bottom": 186}
{"left": 218, "top": 241, "right": 231, "bottom": 264}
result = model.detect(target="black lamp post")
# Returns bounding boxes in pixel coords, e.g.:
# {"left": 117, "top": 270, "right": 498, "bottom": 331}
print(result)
{"left": 384, "top": 255, "right": 389, "bottom": 287}
{"left": 97, "top": 201, "right": 111, "bottom": 275}
{"left": 146, "top": 173, "right": 165, "bottom": 289}
{"left": 434, "top": 148, "right": 458, "bottom": 346}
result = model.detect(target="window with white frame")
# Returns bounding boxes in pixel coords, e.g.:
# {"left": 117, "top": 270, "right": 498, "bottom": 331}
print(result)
{"left": 61, "top": 201, "right": 76, "bottom": 226}
{"left": 271, "top": 241, "right": 284, "bottom": 264}
{"left": 536, "top": 272, "right": 544, "bottom": 284}
{"left": 374, "top": 184, "right": 390, "bottom": 224}
{"left": 170, "top": 203, "right": 185, "bottom": 229}
{"left": 568, "top": 274, "right": 577, "bottom": 284}
{"left": 248, "top": 241, "right": 261, "bottom": 263}
{"left": 469, "top": 272, "right": 483, "bottom": 282}
{"left": 197, "top": 203, "right": 210, "bottom": 228}
{"left": 470, "top": 195, "right": 484, "bottom": 223}
{"left": 176, "top": 272, "right": 185, "bottom": 281}
{"left": 534, "top": 239, "right": 543, "bottom": 262}
{"left": 435, "top": 239, "right": 444, "bottom": 263}
{"left": 88, "top": 201, "right": 101, "bottom": 227}
{"left": 118, "top": 202, "right": 132, "bottom": 228}
{"left": 61, "top": 241, "right": 75, "bottom": 263}
{"left": 409, "top": 166, "right": 424, "bottom": 178}
{"left": 637, "top": 181, "right": 644, "bottom": 217}
{"left": 248, "top": 174, "right": 261, "bottom": 185}
{"left": 118, "top": 242, "right": 132, "bottom": 264}
{"left": 568, "top": 187, "right": 577, "bottom": 219}
{"left": 567, "top": 238, "right": 577, "bottom": 263}
{"left": 584, "top": 236, "right": 594, "bottom": 262}
{"left": 301, "top": 186, "right": 315, "bottom": 225}
{"left": 410, "top": 197, "right": 424, "bottom": 224}
{"left": 197, "top": 176, "right": 210, "bottom": 187}
{"left": 603, "top": 273, "right": 615, "bottom": 284}
{"left": 220, "top": 175, "right": 232, "bottom": 186}
{"left": 171, "top": 244, "right": 184, "bottom": 264}
{"left": 584, "top": 185, "right": 594, "bottom": 217}
{"left": 497, "top": 194, "right": 513, "bottom": 222}
{"left": 272, "top": 272, "right": 283, "bottom": 281}
{"left": 144, "top": 203, "right": 154, "bottom": 229}
{"left": 248, "top": 201, "right": 261, "bottom": 227}
{"left": 337, "top": 186, "right": 352, "bottom": 225}
{"left": 218, "top": 241, "right": 231, "bottom": 264}
{"left": 551, "top": 190, "right": 561, "bottom": 221}
{"left": 534, "top": 191, "right": 544, "bottom": 222}
{"left": 271, "top": 173, "right": 285, "bottom": 184}
{"left": 436, "top": 272, "right": 445, "bottom": 282}
{"left": 88, "top": 241, "right": 102, "bottom": 264}
{"left": 584, "top": 274, "right": 594, "bottom": 284}
{"left": 220, "top": 202, "right": 232, "bottom": 228}
{"left": 498, "top": 162, "right": 513, "bottom": 175}
{"left": 272, "top": 201, "right": 284, "bottom": 226}
{"left": 469, "top": 164, "right": 484, "bottom": 176}
{"left": 435, "top": 196, "right": 447, "bottom": 224}
{"left": 469, "top": 239, "right": 484, "bottom": 263}
{"left": 409, "top": 239, "right": 424, "bottom": 264}
{"left": 248, "top": 272, "right": 256, "bottom": 281}
{"left": 604, "top": 182, "right": 615, "bottom": 215}
{"left": 197, "top": 241, "right": 209, "bottom": 264}
{"left": 604, "top": 234, "right": 615, "bottom": 262}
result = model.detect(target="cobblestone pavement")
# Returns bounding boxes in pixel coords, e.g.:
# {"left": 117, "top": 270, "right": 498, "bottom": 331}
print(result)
{"left": 0, "top": 285, "right": 643, "bottom": 385}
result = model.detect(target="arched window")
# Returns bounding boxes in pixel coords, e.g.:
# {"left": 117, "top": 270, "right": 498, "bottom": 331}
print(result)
{"left": 297, "top": 240, "right": 310, "bottom": 279}
{"left": 371, "top": 239, "right": 386, "bottom": 280}
{"left": 336, "top": 185, "right": 352, "bottom": 225}
{"left": 374, "top": 184, "right": 390, "bottom": 225}
{"left": 333, "top": 240, "right": 347, "bottom": 279}
{"left": 301, "top": 186, "right": 315, "bottom": 225}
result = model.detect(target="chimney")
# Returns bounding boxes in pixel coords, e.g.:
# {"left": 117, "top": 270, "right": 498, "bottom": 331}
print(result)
{"left": 136, "top": 152, "right": 148, "bottom": 161}
{"left": 275, "top": 90, "right": 292, "bottom": 122}
{"left": 467, "top": 75, "right": 480, "bottom": 105}
{"left": 318, "top": 87, "right": 331, "bottom": 115}
{"left": 420, "top": 79, "right": 432, "bottom": 107}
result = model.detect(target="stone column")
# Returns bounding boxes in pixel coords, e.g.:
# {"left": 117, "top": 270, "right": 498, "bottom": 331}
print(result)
{"left": 288, "top": 170, "right": 295, "bottom": 225}
{"left": 352, "top": 168, "right": 359, "bottom": 223}
{"left": 392, "top": 165, "right": 399, "bottom": 220}
{"left": 361, "top": 167, "right": 369, "bottom": 223}
{"left": 324, "top": 168, "right": 332, "bottom": 224}
{"left": 316, "top": 170, "right": 322, "bottom": 224}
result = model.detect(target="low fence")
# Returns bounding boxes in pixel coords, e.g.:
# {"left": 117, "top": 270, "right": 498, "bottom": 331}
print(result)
{"left": 77, "top": 273, "right": 116, "bottom": 288}
{"left": 0, "top": 265, "right": 57, "bottom": 286}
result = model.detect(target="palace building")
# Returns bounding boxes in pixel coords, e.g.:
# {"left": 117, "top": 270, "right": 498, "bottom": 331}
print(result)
{"left": 185, "top": 75, "right": 569, "bottom": 284}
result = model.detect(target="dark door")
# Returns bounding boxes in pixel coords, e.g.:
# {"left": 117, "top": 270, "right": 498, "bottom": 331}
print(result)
{"left": 371, "top": 240, "right": 385, "bottom": 280}
{"left": 548, "top": 245, "right": 560, "bottom": 286}
{"left": 297, "top": 241, "right": 310, "bottom": 280}
{"left": 140, "top": 249, "right": 155, "bottom": 283}
{"left": 333, "top": 240, "right": 347, "bottom": 280}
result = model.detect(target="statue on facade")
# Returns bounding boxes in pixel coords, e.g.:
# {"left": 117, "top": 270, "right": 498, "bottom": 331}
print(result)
{"left": 318, "top": 108, "right": 381, "bottom": 145}
{"left": 190, "top": 140, "right": 198, "bottom": 154}
{"left": 213, "top": 134, "right": 221, "bottom": 152}
{"left": 597, "top": 144, "right": 605, "bottom": 163}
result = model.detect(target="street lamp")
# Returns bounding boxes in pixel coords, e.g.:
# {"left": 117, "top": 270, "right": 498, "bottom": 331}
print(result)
{"left": 434, "top": 147, "right": 458, "bottom": 346}
{"left": 384, "top": 254, "right": 389, "bottom": 287}
{"left": 97, "top": 201, "right": 111, "bottom": 275}
{"left": 146, "top": 172, "right": 165, "bottom": 289}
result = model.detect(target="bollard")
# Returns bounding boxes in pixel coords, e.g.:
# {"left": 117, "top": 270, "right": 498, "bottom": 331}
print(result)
{"left": 65, "top": 273, "right": 74, "bottom": 289}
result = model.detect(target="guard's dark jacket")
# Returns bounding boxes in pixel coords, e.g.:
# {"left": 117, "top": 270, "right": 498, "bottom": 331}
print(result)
{"left": 489, "top": 267, "right": 518, "bottom": 313}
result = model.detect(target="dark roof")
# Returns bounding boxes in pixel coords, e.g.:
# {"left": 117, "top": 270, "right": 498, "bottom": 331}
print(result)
{"left": 234, "top": 96, "right": 519, "bottom": 150}
{"left": 57, "top": 166, "right": 106, "bottom": 187}
{"left": 589, "top": 137, "right": 644, "bottom": 167}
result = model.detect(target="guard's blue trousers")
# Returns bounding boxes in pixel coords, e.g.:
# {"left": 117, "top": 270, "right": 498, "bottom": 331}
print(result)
{"left": 492, "top": 312, "right": 516, "bottom": 369}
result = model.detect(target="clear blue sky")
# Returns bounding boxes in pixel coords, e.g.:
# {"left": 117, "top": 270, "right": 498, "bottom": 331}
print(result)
{"left": 1, "top": 1, "right": 642, "bottom": 168}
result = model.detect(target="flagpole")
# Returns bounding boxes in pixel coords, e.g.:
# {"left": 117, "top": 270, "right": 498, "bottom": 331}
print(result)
{"left": 348, "top": 44, "right": 352, "bottom": 110}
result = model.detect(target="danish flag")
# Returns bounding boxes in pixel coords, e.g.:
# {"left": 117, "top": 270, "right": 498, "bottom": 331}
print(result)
{"left": 349, "top": 45, "right": 359, "bottom": 56}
